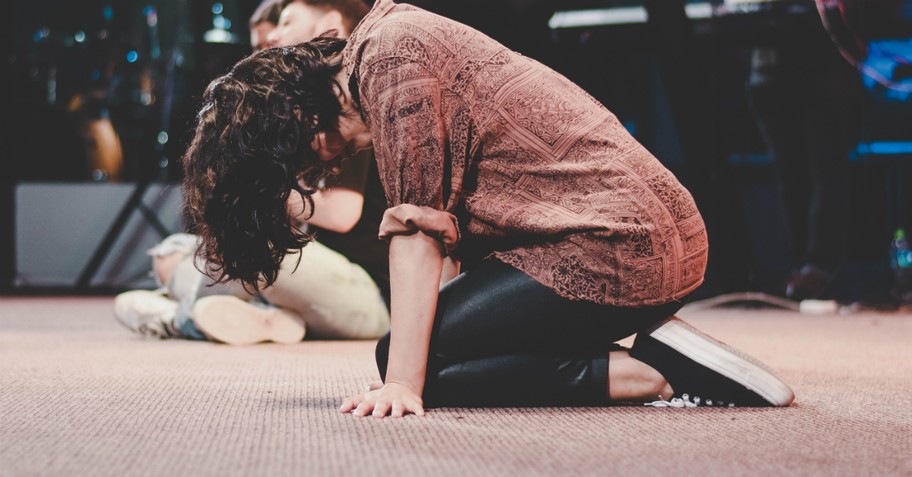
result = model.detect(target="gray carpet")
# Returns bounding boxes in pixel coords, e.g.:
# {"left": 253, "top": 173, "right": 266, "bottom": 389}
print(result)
{"left": 1, "top": 297, "right": 910, "bottom": 477}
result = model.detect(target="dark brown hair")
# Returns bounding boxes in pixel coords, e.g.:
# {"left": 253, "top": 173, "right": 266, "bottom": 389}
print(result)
{"left": 182, "top": 37, "right": 347, "bottom": 290}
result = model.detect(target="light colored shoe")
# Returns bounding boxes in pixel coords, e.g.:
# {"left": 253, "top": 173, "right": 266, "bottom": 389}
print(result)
{"left": 113, "top": 289, "right": 181, "bottom": 339}
{"left": 192, "top": 295, "right": 305, "bottom": 345}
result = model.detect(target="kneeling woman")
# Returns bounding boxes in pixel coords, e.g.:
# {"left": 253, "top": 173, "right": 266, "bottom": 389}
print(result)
{"left": 182, "top": 0, "right": 795, "bottom": 417}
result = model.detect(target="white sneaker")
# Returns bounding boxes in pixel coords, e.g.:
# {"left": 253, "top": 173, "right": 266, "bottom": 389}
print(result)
{"left": 192, "top": 295, "right": 305, "bottom": 345}
{"left": 113, "top": 289, "right": 181, "bottom": 339}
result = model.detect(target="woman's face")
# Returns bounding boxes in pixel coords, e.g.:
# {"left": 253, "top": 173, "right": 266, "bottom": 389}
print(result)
{"left": 311, "top": 129, "right": 351, "bottom": 173}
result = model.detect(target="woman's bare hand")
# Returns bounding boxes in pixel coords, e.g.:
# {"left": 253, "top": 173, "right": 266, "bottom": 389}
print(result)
{"left": 340, "top": 382, "right": 425, "bottom": 418}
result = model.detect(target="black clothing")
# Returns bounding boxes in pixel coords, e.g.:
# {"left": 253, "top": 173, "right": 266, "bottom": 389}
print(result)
{"left": 375, "top": 259, "right": 688, "bottom": 407}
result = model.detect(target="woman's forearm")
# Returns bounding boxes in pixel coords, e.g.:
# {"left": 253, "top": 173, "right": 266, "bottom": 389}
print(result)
{"left": 385, "top": 232, "right": 445, "bottom": 395}
{"left": 286, "top": 189, "right": 365, "bottom": 233}
{"left": 305, "top": 189, "right": 364, "bottom": 232}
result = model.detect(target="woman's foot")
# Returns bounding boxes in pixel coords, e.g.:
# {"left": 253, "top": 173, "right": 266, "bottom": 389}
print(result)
{"left": 607, "top": 350, "right": 674, "bottom": 402}
{"left": 629, "top": 316, "right": 795, "bottom": 407}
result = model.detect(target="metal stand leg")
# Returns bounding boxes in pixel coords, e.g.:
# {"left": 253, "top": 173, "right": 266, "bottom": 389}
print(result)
{"left": 74, "top": 180, "right": 171, "bottom": 291}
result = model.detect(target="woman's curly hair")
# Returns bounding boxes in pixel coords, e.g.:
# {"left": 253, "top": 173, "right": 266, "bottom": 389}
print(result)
{"left": 182, "top": 37, "right": 348, "bottom": 290}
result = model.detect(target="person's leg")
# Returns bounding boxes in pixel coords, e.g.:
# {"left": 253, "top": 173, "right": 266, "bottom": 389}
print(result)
{"left": 802, "top": 44, "right": 860, "bottom": 275}
{"left": 146, "top": 233, "right": 250, "bottom": 340}
{"left": 152, "top": 234, "right": 250, "bottom": 314}
{"left": 116, "top": 232, "right": 300, "bottom": 344}
{"left": 375, "top": 259, "right": 795, "bottom": 408}
{"left": 113, "top": 234, "right": 210, "bottom": 340}
{"left": 747, "top": 46, "right": 811, "bottom": 272}
{"left": 156, "top": 251, "right": 305, "bottom": 344}
{"left": 376, "top": 259, "right": 682, "bottom": 406}
{"left": 258, "top": 240, "right": 390, "bottom": 339}
{"left": 153, "top": 234, "right": 388, "bottom": 341}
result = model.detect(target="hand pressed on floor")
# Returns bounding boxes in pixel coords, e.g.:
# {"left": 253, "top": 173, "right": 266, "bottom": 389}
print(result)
{"left": 340, "top": 382, "right": 425, "bottom": 418}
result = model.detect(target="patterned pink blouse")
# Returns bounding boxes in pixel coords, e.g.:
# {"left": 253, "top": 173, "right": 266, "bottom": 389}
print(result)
{"left": 342, "top": 0, "right": 708, "bottom": 307}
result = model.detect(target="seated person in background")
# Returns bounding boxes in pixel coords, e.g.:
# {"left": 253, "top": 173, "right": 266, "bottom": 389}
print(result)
{"left": 249, "top": 0, "right": 283, "bottom": 52}
{"left": 114, "top": 0, "right": 389, "bottom": 345}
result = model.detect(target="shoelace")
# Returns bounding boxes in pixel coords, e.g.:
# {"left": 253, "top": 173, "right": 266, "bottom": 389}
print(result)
{"left": 136, "top": 319, "right": 182, "bottom": 339}
{"left": 644, "top": 393, "right": 736, "bottom": 408}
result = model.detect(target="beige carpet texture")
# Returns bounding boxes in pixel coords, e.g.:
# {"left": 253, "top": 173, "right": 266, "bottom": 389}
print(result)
{"left": 1, "top": 296, "right": 910, "bottom": 477}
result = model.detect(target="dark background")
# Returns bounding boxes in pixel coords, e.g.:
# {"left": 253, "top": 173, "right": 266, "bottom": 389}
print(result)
{"left": 2, "top": 0, "right": 911, "bottom": 303}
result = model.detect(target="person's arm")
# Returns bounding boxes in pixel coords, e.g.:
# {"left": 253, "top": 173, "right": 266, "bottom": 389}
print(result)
{"left": 339, "top": 204, "right": 459, "bottom": 417}
{"left": 340, "top": 231, "right": 443, "bottom": 417}
{"left": 339, "top": 33, "right": 465, "bottom": 418}
{"left": 297, "top": 188, "right": 364, "bottom": 233}
{"left": 286, "top": 150, "right": 373, "bottom": 233}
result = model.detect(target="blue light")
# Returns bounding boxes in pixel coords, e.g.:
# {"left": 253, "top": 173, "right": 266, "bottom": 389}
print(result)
{"left": 34, "top": 27, "right": 50, "bottom": 42}
{"left": 856, "top": 142, "right": 912, "bottom": 156}
{"left": 126, "top": 50, "right": 139, "bottom": 63}
{"left": 212, "top": 2, "right": 224, "bottom": 14}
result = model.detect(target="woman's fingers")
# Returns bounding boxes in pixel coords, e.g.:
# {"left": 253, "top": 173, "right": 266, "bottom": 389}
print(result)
{"left": 342, "top": 385, "right": 426, "bottom": 418}
{"left": 353, "top": 400, "right": 374, "bottom": 417}
{"left": 371, "top": 400, "right": 392, "bottom": 418}
{"left": 390, "top": 400, "right": 405, "bottom": 418}
{"left": 339, "top": 394, "right": 363, "bottom": 413}
{"left": 346, "top": 398, "right": 424, "bottom": 418}
{"left": 409, "top": 401, "right": 426, "bottom": 417}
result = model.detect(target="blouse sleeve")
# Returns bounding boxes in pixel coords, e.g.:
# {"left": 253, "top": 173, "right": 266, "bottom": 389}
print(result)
{"left": 357, "top": 43, "right": 460, "bottom": 253}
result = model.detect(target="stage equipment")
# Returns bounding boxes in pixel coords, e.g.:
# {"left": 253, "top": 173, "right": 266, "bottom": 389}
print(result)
{"left": 75, "top": 3, "right": 185, "bottom": 291}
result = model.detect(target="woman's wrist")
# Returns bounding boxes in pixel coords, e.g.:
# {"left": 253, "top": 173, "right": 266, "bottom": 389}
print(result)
{"left": 382, "top": 379, "right": 423, "bottom": 396}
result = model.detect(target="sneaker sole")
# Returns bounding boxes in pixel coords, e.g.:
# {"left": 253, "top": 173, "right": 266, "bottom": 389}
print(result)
{"left": 648, "top": 316, "right": 796, "bottom": 407}
{"left": 192, "top": 296, "right": 305, "bottom": 345}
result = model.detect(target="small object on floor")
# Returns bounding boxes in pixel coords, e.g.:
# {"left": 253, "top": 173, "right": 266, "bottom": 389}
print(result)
{"left": 644, "top": 393, "right": 735, "bottom": 408}
{"left": 113, "top": 289, "right": 182, "bottom": 339}
{"left": 192, "top": 295, "right": 305, "bottom": 345}
{"left": 631, "top": 316, "right": 795, "bottom": 407}
{"left": 798, "top": 299, "right": 839, "bottom": 315}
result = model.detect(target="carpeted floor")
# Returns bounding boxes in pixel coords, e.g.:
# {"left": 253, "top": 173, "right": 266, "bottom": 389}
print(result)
{"left": 1, "top": 296, "right": 910, "bottom": 477}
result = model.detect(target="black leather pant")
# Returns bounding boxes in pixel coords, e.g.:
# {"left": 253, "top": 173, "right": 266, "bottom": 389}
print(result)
{"left": 375, "top": 259, "right": 686, "bottom": 407}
